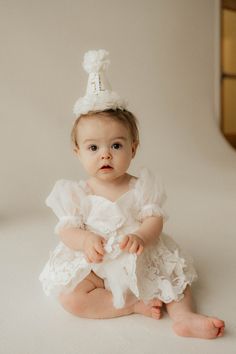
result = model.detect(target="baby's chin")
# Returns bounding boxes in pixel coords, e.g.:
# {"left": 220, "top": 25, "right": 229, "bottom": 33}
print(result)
{"left": 97, "top": 169, "right": 117, "bottom": 180}
{"left": 96, "top": 169, "right": 127, "bottom": 182}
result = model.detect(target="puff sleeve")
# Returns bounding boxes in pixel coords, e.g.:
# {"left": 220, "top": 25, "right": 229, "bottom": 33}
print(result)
{"left": 45, "top": 179, "right": 86, "bottom": 235}
{"left": 134, "top": 168, "right": 169, "bottom": 223}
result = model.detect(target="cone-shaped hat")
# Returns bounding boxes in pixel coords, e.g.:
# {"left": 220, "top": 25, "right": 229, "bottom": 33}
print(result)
{"left": 73, "top": 50, "right": 127, "bottom": 118}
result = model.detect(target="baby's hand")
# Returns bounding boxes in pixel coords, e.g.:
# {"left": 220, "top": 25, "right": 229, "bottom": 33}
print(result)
{"left": 119, "top": 234, "right": 144, "bottom": 255}
{"left": 83, "top": 232, "right": 106, "bottom": 263}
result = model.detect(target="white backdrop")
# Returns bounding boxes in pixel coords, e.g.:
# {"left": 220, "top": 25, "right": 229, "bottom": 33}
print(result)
{"left": 1, "top": 1, "right": 236, "bottom": 353}
{"left": 1, "top": 0, "right": 235, "bottom": 218}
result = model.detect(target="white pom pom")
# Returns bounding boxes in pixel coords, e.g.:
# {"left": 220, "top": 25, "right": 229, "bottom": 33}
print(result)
{"left": 83, "top": 49, "right": 110, "bottom": 74}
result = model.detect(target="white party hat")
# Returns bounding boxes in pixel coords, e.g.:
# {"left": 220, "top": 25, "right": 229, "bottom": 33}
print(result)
{"left": 73, "top": 49, "right": 127, "bottom": 118}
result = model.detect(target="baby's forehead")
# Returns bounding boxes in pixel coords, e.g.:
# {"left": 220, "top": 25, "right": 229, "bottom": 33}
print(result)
{"left": 77, "top": 115, "right": 130, "bottom": 139}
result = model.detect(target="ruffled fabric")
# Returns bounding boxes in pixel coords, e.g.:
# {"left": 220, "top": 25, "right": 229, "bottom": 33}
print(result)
{"left": 45, "top": 179, "right": 86, "bottom": 234}
{"left": 40, "top": 167, "right": 197, "bottom": 308}
{"left": 73, "top": 91, "right": 127, "bottom": 118}
{"left": 136, "top": 234, "right": 198, "bottom": 304}
{"left": 86, "top": 195, "right": 127, "bottom": 234}
{"left": 134, "top": 168, "right": 169, "bottom": 222}
{"left": 39, "top": 242, "right": 91, "bottom": 296}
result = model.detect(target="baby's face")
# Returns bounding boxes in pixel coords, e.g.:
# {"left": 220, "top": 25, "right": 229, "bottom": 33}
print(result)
{"left": 74, "top": 115, "right": 136, "bottom": 182}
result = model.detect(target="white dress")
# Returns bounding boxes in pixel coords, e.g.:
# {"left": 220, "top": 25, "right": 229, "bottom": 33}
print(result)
{"left": 39, "top": 168, "right": 197, "bottom": 309}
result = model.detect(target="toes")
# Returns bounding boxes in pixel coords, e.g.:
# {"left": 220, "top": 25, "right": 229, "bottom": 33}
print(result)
{"left": 217, "top": 327, "right": 224, "bottom": 337}
{"left": 213, "top": 318, "right": 225, "bottom": 328}
{"left": 135, "top": 300, "right": 164, "bottom": 320}
{"left": 202, "top": 317, "right": 225, "bottom": 339}
{"left": 208, "top": 317, "right": 225, "bottom": 337}
{"left": 151, "top": 307, "right": 162, "bottom": 320}
{"left": 209, "top": 318, "right": 225, "bottom": 338}
{"left": 212, "top": 318, "right": 225, "bottom": 337}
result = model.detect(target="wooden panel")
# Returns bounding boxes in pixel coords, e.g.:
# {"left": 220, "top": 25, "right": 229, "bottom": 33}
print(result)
{"left": 222, "top": 78, "right": 236, "bottom": 134}
{"left": 221, "top": 2, "right": 236, "bottom": 148}
{"left": 224, "top": 134, "right": 236, "bottom": 148}
{"left": 222, "top": 0, "right": 236, "bottom": 11}
{"left": 222, "top": 9, "right": 236, "bottom": 74}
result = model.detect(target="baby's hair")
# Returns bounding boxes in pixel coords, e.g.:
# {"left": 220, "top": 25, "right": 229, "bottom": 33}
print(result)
{"left": 71, "top": 109, "right": 140, "bottom": 151}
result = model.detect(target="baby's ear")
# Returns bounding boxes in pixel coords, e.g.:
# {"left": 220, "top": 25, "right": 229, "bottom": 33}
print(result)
{"left": 131, "top": 141, "right": 138, "bottom": 158}
{"left": 73, "top": 147, "right": 80, "bottom": 157}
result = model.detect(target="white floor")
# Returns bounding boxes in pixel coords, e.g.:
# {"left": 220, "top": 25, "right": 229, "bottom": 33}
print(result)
{"left": 1, "top": 172, "right": 236, "bottom": 354}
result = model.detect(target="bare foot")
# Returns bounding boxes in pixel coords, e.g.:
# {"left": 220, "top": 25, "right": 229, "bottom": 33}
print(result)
{"left": 134, "top": 299, "right": 163, "bottom": 320}
{"left": 172, "top": 313, "right": 225, "bottom": 339}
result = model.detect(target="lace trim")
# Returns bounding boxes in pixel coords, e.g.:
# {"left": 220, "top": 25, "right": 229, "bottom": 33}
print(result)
{"left": 39, "top": 243, "right": 90, "bottom": 296}
{"left": 136, "top": 238, "right": 198, "bottom": 304}
{"left": 137, "top": 204, "right": 169, "bottom": 223}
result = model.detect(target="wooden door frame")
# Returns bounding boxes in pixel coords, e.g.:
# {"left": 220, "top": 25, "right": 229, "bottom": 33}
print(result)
{"left": 220, "top": 0, "right": 236, "bottom": 148}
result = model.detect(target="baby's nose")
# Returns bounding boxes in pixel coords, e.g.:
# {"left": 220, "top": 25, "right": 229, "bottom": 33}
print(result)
{"left": 101, "top": 149, "right": 112, "bottom": 159}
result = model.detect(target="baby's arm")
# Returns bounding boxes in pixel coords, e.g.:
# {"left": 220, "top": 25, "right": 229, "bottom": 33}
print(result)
{"left": 59, "top": 227, "right": 89, "bottom": 251}
{"left": 135, "top": 215, "right": 163, "bottom": 246}
{"left": 120, "top": 215, "right": 163, "bottom": 254}
{"left": 59, "top": 228, "right": 106, "bottom": 263}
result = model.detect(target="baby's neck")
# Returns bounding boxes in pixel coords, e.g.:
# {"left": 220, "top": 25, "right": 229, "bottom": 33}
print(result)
{"left": 89, "top": 173, "right": 131, "bottom": 188}
{"left": 87, "top": 173, "right": 133, "bottom": 200}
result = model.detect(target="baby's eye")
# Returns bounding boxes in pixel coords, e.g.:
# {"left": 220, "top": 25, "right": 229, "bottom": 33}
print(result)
{"left": 89, "top": 145, "right": 98, "bottom": 151}
{"left": 112, "top": 143, "right": 122, "bottom": 150}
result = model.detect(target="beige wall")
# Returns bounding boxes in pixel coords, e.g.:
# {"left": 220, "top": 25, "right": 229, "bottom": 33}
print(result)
{"left": 0, "top": 0, "right": 235, "bottom": 217}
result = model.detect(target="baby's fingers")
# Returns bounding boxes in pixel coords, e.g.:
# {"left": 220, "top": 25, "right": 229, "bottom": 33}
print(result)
{"left": 94, "top": 239, "right": 105, "bottom": 256}
{"left": 129, "top": 240, "right": 139, "bottom": 253}
{"left": 137, "top": 244, "right": 144, "bottom": 255}
{"left": 120, "top": 235, "right": 129, "bottom": 249}
{"left": 89, "top": 248, "right": 103, "bottom": 263}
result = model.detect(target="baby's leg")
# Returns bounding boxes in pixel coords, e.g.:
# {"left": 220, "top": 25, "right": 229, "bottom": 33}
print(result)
{"left": 166, "top": 286, "right": 225, "bottom": 339}
{"left": 59, "top": 271, "right": 162, "bottom": 319}
{"left": 59, "top": 271, "right": 137, "bottom": 319}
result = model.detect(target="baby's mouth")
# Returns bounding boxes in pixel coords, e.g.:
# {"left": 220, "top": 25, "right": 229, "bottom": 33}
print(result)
{"left": 101, "top": 165, "right": 113, "bottom": 170}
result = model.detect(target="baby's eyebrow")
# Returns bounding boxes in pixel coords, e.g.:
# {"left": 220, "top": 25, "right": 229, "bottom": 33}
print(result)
{"left": 111, "top": 136, "right": 127, "bottom": 141}
{"left": 83, "top": 136, "right": 127, "bottom": 144}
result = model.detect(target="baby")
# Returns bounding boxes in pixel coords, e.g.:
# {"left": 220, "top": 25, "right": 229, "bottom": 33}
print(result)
{"left": 39, "top": 50, "right": 225, "bottom": 339}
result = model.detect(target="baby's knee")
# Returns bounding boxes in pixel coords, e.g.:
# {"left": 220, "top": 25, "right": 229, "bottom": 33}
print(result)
{"left": 59, "top": 291, "right": 87, "bottom": 316}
